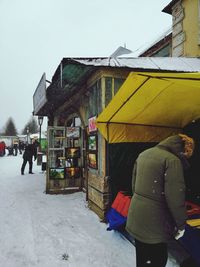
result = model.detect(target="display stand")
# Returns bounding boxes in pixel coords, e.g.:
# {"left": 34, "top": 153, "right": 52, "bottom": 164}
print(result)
{"left": 46, "top": 126, "right": 82, "bottom": 194}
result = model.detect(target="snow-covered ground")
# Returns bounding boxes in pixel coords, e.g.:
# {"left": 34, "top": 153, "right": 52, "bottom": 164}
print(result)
{"left": 0, "top": 152, "right": 178, "bottom": 267}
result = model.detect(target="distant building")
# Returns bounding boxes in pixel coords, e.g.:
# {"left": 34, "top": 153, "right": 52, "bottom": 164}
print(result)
{"left": 0, "top": 136, "right": 19, "bottom": 147}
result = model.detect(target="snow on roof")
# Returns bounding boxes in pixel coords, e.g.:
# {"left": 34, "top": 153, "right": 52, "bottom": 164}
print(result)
{"left": 113, "top": 28, "right": 172, "bottom": 58}
{"left": 137, "top": 27, "right": 172, "bottom": 56}
{"left": 71, "top": 57, "right": 200, "bottom": 72}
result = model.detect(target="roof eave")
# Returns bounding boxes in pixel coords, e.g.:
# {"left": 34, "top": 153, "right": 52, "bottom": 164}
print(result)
{"left": 162, "top": 0, "right": 179, "bottom": 14}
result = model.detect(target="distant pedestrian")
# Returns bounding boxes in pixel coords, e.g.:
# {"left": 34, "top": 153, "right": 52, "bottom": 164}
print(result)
{"left": 18, "top": 140, "right": 24, "bottom": 154}
{"left": 0, "top": 142, "right": 6, "bottom": 156}
{"left": 126, "top": 134, "right": 195, "bottom": 267}
{"left": 21, "top": 141, "right": 37, "bottom": 175}
{"left": 13, "top": 142, "right": 18, "bottom": 156}
{"left": 7, "top": 146, "right": 14, "bottom": 156}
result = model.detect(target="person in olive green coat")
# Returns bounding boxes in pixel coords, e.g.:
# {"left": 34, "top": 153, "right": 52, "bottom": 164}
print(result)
{"left": 126, "top": 134, "right": 195, "bottom": 267}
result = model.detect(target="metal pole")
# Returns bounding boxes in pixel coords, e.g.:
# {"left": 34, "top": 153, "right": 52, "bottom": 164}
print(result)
{"left": 38, "top": 116, "right": 43, "bottom": 151}
{"left": 39, "top": 124, "right": 42, "bottom": 151}
{"left": 26, "top": 127, "right": 29, "bottom": 144}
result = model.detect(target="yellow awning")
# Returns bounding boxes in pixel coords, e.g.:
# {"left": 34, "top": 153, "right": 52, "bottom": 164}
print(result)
{"left": 96, "top": 72, "right": 200, "bottom": 143}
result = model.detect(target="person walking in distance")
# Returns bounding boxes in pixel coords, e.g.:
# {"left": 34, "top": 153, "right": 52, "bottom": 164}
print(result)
{"left": 18, "top": 140, "right": 24, "bottom": 154}
{"left": 126, "top": 134, "right": 195, "bottom": 267}
{"left": 13, "top": 142, "right": 18, "bottom": 156}
{"left": 21, "top": 141, "right": 38, "bottom": 175}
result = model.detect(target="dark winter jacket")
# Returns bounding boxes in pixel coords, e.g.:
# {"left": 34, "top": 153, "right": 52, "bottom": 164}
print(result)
{"left": 23, "top": 144, "right": 37, "bottom": 161}
{"left": 126, "top": 135, "right": 188, "bottom": 244}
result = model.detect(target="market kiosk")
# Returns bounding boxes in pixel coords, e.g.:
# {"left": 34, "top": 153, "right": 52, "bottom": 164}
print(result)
{"left": 96, "top": 72, "right": 200, "bottom": 265}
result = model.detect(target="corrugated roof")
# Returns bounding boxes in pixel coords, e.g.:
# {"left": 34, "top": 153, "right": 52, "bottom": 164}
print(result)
{"left": 66, "top": 57, "right": 200, "bottom": 72}
{"left": 37, "top": 57, "right": 200, "bottom": 116}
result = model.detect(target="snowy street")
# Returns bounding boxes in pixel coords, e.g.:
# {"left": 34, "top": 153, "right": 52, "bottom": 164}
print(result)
{"left": 0, "top": 153, "right": 177, "bottom": 267}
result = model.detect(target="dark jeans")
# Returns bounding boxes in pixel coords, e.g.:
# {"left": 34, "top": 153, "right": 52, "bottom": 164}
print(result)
{"left": 135, "top": 239, "right": 168, "bottom": 267}
{"left": 21, "top": 159, "right": 33, "bottom": 174}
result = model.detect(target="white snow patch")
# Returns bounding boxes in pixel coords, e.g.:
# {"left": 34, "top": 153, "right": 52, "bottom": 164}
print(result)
{"left": 0, "top": 153, "right": 178, "bottom": 266}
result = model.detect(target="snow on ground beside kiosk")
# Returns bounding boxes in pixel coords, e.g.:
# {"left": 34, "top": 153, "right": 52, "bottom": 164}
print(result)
{"left": 0, "top": 153, "right": 177, "bottom": 267}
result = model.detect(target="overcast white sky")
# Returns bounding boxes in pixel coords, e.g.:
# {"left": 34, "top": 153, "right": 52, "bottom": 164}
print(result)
{"left": 0, "top": 0, "right": 172, "bottom": 133}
